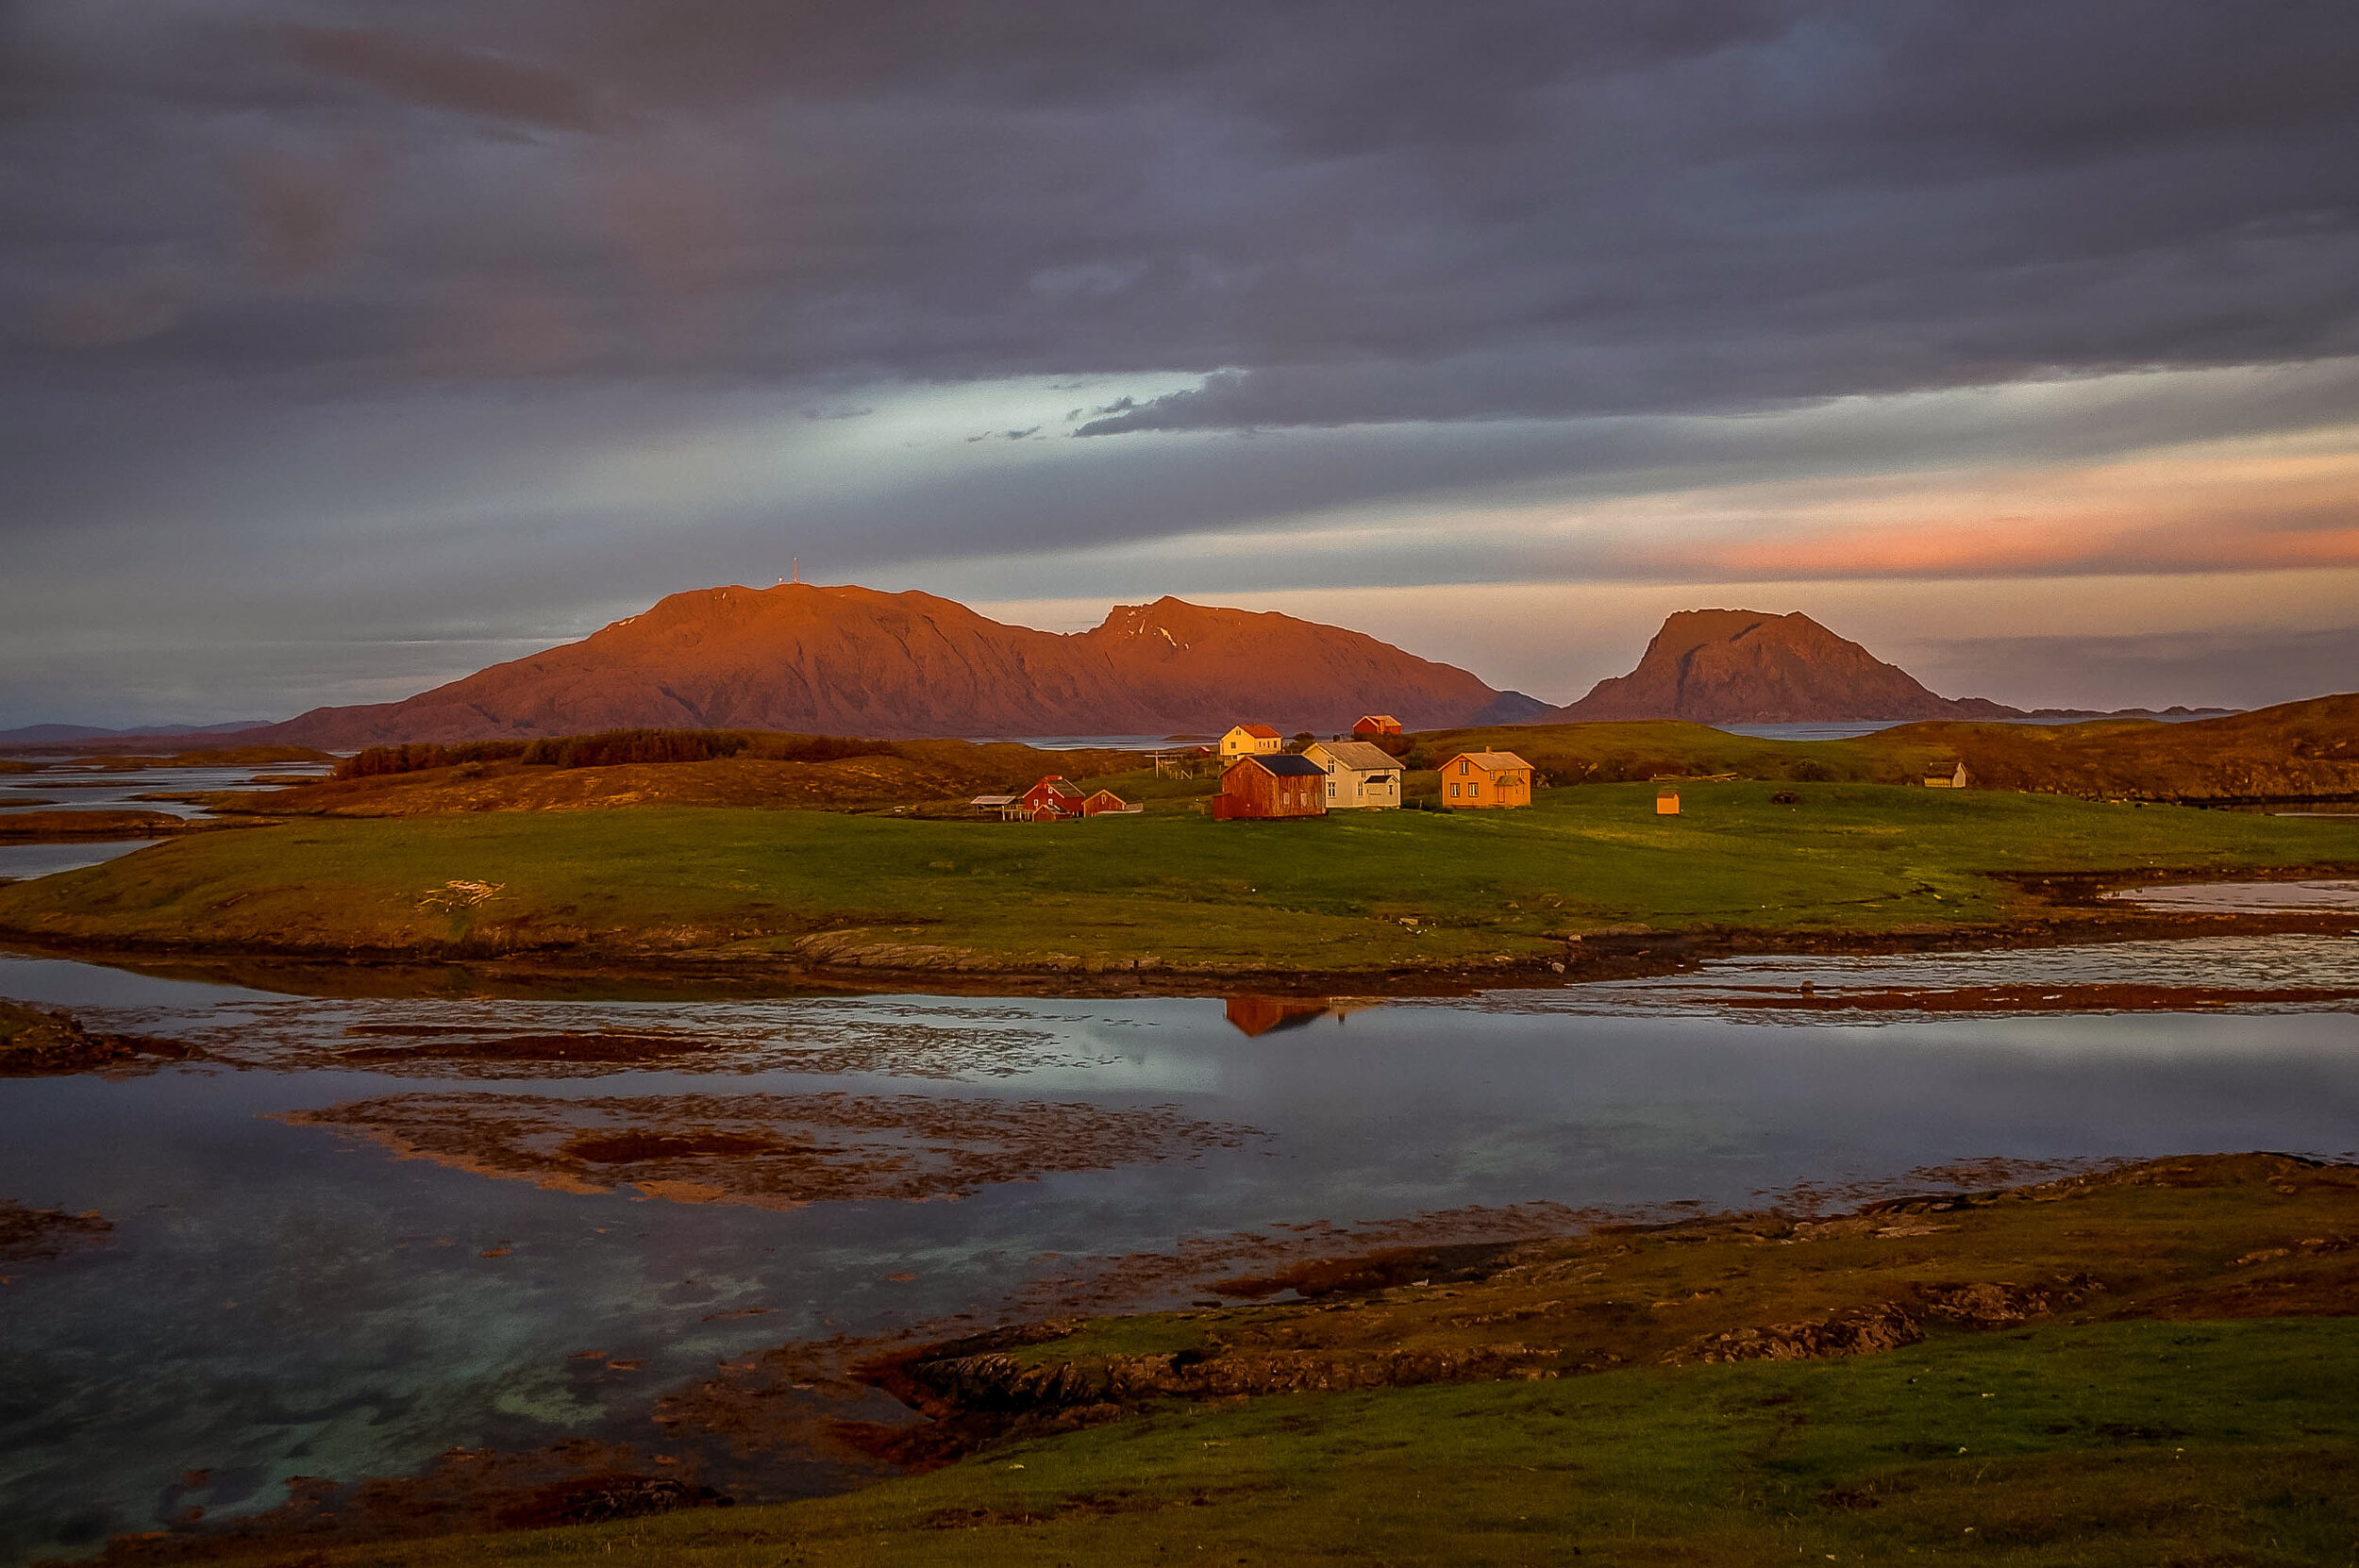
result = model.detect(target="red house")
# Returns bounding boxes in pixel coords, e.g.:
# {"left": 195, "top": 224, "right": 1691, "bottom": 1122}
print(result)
{"left": 1352, "top": 714, "right": 1404, "bottom": 738}
{"left": 1080, "top": 789, "right": 1139, "bottom": 816}
{"left": 1211, "top": 754, "right": 1329, "bottom": 820}
{"left": 1016, "top": 776, "right": 1087, "bottom": 821}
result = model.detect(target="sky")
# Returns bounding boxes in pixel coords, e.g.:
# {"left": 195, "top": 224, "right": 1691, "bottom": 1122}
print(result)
{"left": 4, "top": 0, "right": 2356, "bottom": 727}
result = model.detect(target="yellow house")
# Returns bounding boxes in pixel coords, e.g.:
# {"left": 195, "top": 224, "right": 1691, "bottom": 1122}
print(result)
{"left": 1301, "top": 740, "right": 1403, "bottom": 809}
{"left": 1219, "top": 724, "right": 1283, "bottom": 759}
{"left": 1440, "top": 750, "right": 1533, "bottom": 809}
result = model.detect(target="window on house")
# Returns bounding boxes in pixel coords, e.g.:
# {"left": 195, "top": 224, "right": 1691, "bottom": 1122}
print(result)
{"left": 1470, "top": 782, "right": 1481, "bottom": 796}
{"left": 1458, "top": 760, "right": 1468, "bottom": 775}
{"left": 1449, "top": 783, "right": 1460, "bottom": 797}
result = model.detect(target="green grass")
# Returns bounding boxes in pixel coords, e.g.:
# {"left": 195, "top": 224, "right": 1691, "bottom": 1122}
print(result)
{"left": 4, "top": 781, "right": 2357, "bottom": 971}
{"left": 202, "top": 1318, "right": 2359, "bottom": 1566}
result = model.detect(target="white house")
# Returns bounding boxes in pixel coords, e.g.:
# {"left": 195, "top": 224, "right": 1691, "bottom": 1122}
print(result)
{"left": 1301, "top": 739, "right": 1403, "bottom": 810}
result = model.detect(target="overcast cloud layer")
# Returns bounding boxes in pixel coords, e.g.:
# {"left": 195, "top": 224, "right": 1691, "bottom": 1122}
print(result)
{"left": 4, "top": 0, "right": 2356, "bottom": 726}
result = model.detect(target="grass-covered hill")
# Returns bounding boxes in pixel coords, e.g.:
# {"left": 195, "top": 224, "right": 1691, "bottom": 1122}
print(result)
{"left": 1415, "top": 692, "right": 2359, "bottom": 803}
{"left": 5, "top": 780, "right": 2356, "bottom": 974}
{"left": 206, "top": 733, "right": 1146, "bottom": 818}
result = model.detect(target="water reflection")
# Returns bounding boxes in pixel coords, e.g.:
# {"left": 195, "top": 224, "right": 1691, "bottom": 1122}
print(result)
{"left": 4, "top": 946, "right": 2359, "bottom": 1561}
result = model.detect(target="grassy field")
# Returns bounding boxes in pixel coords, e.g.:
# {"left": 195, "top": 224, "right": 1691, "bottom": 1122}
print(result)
{"left": 168, "top": 1155, "right": 2359, "bottom": 1566}
{"left": 168, "top": 1324, "right": 2359, "bottom": 1567}
{"left": 2, "top": 780, "right": 2357, "bottom": 973}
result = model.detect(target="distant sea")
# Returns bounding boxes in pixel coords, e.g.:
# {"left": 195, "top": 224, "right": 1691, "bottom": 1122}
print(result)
{"left": 1717, "top": 712, "right": 2229, "bottom": 742}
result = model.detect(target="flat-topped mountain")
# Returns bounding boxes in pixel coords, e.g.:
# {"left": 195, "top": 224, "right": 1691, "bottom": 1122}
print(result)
{"left": 245, "top": 584, "right": 1539, "bottom": 745}
{"left": 1542, "top": 609, "right": 2022, "bottom": 724}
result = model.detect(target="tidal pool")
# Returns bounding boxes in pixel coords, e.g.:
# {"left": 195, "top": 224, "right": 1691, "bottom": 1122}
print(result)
{"left": 2, "top": 942, "right": 2356, "bottom": 1561}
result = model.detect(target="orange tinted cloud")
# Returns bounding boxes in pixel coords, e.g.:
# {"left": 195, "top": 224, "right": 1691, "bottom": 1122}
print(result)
{"left": 1645, "top": 432, "right": 2359, "bottom": 578}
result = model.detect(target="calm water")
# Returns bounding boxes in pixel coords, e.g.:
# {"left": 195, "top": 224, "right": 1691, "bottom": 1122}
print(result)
{"left": 0, "top": 760, "right": 334, "bottom": 885}
{"left": 0, "top": 842, "right": 149, "bottom": 881}
{"left": 3, "top": 941, "right": 2357, "bottom": 1560}
{"left": 0, "top": 762, "right": 333, "bottom": 821}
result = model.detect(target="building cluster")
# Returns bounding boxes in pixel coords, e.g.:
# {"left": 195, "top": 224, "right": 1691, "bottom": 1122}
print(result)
{"left": 1213, "top": 716, "right": 1531, "bottom": 821}
{"left": 974, "top": 714, "right": 1536, "bottom": 825}
{"left": 970, "top": 775, "right": 1139, "bottom": 822}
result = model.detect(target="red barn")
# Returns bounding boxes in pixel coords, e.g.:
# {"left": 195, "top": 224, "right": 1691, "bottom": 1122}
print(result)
{"left": 1081, "top": 789, "right": 1139, "bottom": 816}
{"left": 1352, "top": 714, "right": 1403, "bottom": 738}
{"left": 1211, "top": 754, "right": 1329, "bottom": 820}
{"left": 1016, "top": 776, "right": 1087, "bottom": 821}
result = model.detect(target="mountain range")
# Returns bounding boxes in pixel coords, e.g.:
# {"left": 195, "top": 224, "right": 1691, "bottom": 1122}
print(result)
{"left": 25, "top": 589, "right": 2235, "bottom": 750}
{"left": 243, "top": 585, "right": 1548, "bottom": 746}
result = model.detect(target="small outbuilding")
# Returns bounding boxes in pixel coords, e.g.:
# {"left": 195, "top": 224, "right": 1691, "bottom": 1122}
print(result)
{"left": 1219, "top": 724, "right": 1284, "bottom": 759}
{"left": 1212, "top": 753, "right": 1329, "bottom": 820}
{"left": 1351, "top": 714, "right": 1404, "bottom": 738}
{"left": 1656, "top": 789, "right": 1681, "bottom": 816}
{"left": 1301, "top": 739, "right": 1403, "bottom": 810}
{"left": 1924, "top": 761, "right": 1969, "bottom": 789}
{"left": 1439, "top": 750, "right": 1533, "bottom": 809}
{"left": 1081, "top": 789, "right": 1140, "bottom": 816}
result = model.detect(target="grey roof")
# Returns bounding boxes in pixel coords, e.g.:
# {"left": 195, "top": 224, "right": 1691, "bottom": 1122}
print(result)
{"left": 1233, "top": 753, "right": 1328, "bottom": 777}
{"left": 1313, "top": 740, "right": 1399, "bottom": 771}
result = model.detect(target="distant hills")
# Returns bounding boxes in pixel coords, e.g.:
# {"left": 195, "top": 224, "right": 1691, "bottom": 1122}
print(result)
{"left": 0, "top": 719, "right": 272, "bottom": 746}
{"left": 1540, "top": 609, "right": 2233, "bottom": 726}
{"left": 240, "top": 584, "right": 1548, "bottom": 746}
{"left": 1544, "top": 609, "right": 2023, "bottom": 724}
{"left": 15, "top": 592, "right": 2253, "bottom": 751}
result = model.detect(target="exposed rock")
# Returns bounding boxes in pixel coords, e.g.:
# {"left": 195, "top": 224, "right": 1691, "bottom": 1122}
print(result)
{"left": 0, "top": 998, "right": 194, "bottom": 1075}
{"left": 0, "top": 1198, "right": 112, "bottom": 1264}
{"left": 1678, "top": 1277, "right": 2090, "bottom": 1363}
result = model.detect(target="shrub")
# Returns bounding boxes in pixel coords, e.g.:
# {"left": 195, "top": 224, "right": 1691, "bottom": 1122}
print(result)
{"left": 334, "top": 729, "right": 902, "bottom": 780}
{"left": 334, "top": 742, "right": 530, "bottom": 779}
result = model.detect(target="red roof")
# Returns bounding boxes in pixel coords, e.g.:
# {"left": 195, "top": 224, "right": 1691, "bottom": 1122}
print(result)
{"left": 1239, "top": 724, "right": 1280, "bottom": 738}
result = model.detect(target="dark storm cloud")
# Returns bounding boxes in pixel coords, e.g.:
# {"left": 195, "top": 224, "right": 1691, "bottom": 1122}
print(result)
{"left": 8, "top": 0, "right": 2355, "bottom": 411}
{"left": 280, "top": 26, "right": 607, "bottom": 131}
{"left": 5, "top": 0, "right": 2358, "bottom": 725}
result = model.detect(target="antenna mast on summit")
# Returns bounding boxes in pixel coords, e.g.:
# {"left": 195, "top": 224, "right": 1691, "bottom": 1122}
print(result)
{"left": 792, "top": 558, "right": 799, "bottom": 584}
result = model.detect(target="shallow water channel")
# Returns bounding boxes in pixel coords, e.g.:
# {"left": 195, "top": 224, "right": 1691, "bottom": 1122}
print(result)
{"left": 4, "top": 940, "right": 2357, "bottom": 1560}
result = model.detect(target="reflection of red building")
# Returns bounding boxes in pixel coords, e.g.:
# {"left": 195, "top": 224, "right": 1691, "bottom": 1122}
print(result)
{"left": 1223, "top": 996, "right": 1333, "bottom": 1037}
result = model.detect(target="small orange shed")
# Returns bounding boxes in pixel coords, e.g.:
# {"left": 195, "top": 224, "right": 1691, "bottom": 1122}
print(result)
{"left": 1656, "top": 790, "right": 1681, "bottom": 815}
